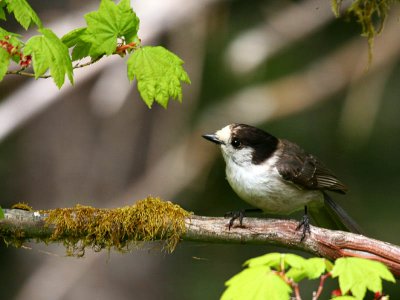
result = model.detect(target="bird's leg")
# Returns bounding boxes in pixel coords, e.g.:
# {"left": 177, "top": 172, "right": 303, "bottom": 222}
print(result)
{"left": 224, "top": 208, "right": 262, "bottom": 230}
{"left": 296, "top": 205, "right": 311, "bottom": 241}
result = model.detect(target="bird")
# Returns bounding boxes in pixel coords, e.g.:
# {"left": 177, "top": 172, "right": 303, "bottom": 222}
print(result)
{"left": 202, "top": 123, "right": 361, "bottom": 239}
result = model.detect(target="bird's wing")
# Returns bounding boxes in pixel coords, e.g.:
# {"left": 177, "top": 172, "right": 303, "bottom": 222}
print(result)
{"left": 276, "top": 140, "right": 348, "bottom": 194}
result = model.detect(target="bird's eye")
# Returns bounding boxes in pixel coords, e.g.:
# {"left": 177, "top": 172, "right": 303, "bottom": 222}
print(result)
{"left": 231, "top": 138, "right": 241, "bottom": 148}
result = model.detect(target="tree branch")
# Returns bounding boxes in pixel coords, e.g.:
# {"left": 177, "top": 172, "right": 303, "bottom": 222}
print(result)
{"left": 2, "top": 208, "right": 400, "bottom": 276}
{"left": 185, "top": 216, "right": 400, "bottom": 276}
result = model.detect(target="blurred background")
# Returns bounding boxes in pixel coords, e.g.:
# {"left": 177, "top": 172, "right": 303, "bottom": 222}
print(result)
{"left": 1, "top": 0, "right": 400, "bottom": 299}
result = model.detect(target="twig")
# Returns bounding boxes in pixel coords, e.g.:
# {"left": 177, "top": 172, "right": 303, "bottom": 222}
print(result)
{"left": 2, "top": 209, "right": 400, "bottom": 277}
{"left": 293, "top": 282, "right": 302, "bottom": 300}
{"left": 275, "top": 271, "right": 302, "bottom": 300}
{"left": 6, "top": 57, "right": 103, "bottom": 78}
{"left": 5, "top": 69, "right": 50, "bottom": 78}
{"left": 313, "top": 273, "right": 331, "bottom": 300}
{"left": 73, "top": 57, "right": 102, "bottom": 69}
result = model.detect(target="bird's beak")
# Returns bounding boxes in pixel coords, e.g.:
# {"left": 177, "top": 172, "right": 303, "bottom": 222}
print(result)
{"left": 202, "top": 134, "right": 225, "bottom": 145}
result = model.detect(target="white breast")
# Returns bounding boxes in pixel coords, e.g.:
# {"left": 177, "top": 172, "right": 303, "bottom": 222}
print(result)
{"left": 224, "top": 154, "right": 323, "bottom": 215}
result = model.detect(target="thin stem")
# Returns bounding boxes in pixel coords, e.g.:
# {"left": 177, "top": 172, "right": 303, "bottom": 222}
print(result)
{"left": 275, "top": 270, "right": 302, "bottom": 300}
{"left": 312, "top": 273, "right": 331, "bottom": 300}
{"left": 293, "top": 282, "right": 302, "bottom": 300}
{"left": 6, "top": 69, "right": 49, "bottom": 78}
{"left": 6, "top": 56, "right": 103, "bottom": 78}
{"left": 73, "top": 57, "right": 102, "bottom": 69}
{"left": 280, "top": 255, "right": 285, "bottom": 272}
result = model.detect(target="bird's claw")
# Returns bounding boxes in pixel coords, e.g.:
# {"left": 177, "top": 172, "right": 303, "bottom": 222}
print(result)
{"left": 296, "top": 214, "right": 311, "bottom": 241}
{"left": 224, "top": 210, "right": 245, "bottom": 230}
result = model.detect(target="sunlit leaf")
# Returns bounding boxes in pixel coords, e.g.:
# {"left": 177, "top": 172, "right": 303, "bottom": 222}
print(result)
{"left": 0, "top": 3, "right": 6, "bottom": 21}
{"left": 222, "top": 266, "right": 291, "bottom": 300}
{"left": 81, "top": 0, "right": 139, "bottom": 57}
{"left": 245, "top": 252, "right": 282, "bottom": 269}
{"left": 331, "top": 257, "right": 395, "bottom": 300}
{"left": 246, "top": 253, "right": 307, "bottom": 271}
{"left": 5, "top": 0, "right": 42, "bottom": 29}
{"left": 61, "top": 27, "right": 91, "bottom": 61}
{"left": 127, "top": 46, "right": 190, "bottom": 108}
{"left": 286, "top": 258, "right": 328, "bottom": 282}
{"left": 24, "top": 28, "right": 73, "bottom": 88}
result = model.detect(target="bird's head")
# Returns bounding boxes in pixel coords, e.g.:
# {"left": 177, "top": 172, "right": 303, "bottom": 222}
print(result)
{"left": 202, "top": 124, "right": 279, "bottom": 166}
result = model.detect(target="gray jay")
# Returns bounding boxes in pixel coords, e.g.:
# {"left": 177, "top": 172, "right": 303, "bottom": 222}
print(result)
{"left": 203, "top": 123, "right": 361, "bottom": 239}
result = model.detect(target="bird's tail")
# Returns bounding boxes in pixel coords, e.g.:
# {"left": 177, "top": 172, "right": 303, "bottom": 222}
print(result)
{"left": 308, "top": 192, "right": 363, "bottom": 234}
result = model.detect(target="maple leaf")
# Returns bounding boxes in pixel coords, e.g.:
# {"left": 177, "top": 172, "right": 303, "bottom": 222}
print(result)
{"left": 81, "top": 0, "right": 139, "bottom": 57}
{"left": 127, "top": 46, "right": 191, "bottom": 108}
{"left": 5, "top": 0, "right": 42, "bottom": 29}
{"left": 24, "top": 28, "right": 73, "bottom": 88}
{"left": 331, "top": 257, "right": 395, "bottom": 300}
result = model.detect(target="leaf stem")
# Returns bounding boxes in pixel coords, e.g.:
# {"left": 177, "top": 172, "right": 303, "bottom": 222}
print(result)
{"left": 6, "top": 69, "right": 47, "bottom": 78}
{"left": 312, "top": 272, "right": 331, "bottom": 300}
{"left": 115, "top": 41, "right": 138, "bottom": 55}
{"left": 276, "top": 269, "right": 302, "bottom": 300}
{"left": 6, "top": 57, "right": 103, "bottom": 78}
{"left": 292, "top": 281, "right": 302, "bottom": 300}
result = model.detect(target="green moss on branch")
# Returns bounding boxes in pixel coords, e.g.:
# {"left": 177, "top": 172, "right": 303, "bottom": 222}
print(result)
{"left": 0, "top": 197, "right": 191, "bottom": 256}
{"left": 43, "top": 197, "right": 191, "bottom": 256}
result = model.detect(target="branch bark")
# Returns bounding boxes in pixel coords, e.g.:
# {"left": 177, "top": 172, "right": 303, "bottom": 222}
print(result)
{"left": 185, "top": 216, "right": 400, "bottom": 276}
{"left": 2, "top": 209, "right": 400, "bottom": 276}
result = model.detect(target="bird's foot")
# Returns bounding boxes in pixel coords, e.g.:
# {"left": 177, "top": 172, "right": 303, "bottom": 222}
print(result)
{"left": 224, "top": 210, "right": 245, "bottom": 230}
{"left": 296, "top": 214, "right": 311, "bottom": 242}
{"left": 224, "top": 208, "right": 262, "bottom": 230}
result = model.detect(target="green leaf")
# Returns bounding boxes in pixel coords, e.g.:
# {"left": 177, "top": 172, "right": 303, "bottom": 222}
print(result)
{"left": 246, "top": 253, "right": 306, "bottom": 271}
{"left": 222, "top": 266, "right": 291, "bottom": 300}
{"left": 61, "top": 27, "right": 87, "bottom": 47}
{"left": 245, "top": 252, "right": 282, "bottom": 269}
{"left": 0, "top": 206, "right": 4, "bottom": 219}
{"left": 61, "top": 27, "right": 91, "bottom": 61}
{"left": 113, "top": 0, "right": 139, "bottom": 43}
{"left": 5, "top": 0, "right": 42, "bottom": 29}
{"left": 127, "top": 46, "right": 191, "bottom": 108}
{"left": 286, "top": 258, "right": 328, "bottom": 282}
{"left": 331, "top": 257, "right": 395, "bottom": 300}
{"left": 24, "top": 28, "right": 73, "bottom": 88}
{"left": 0, "top": 48, "right": 10, "bottom": 81}
{"left": 325, "top": 258, "right": 334, "bottom": 272}
{"left": 283, "top": 253, "right": 307, "bottom": 269}
{"left": 82, "top": 0, "right": 139, "bottom": 57}
{"left": 246, "top": 253, "right": 330, "bottom": 283}
{"left": 0, "top": 3, "right": 6, "bottom": 21}
{"left": 332, "top": 297, "right": 357, "bottom": 300}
